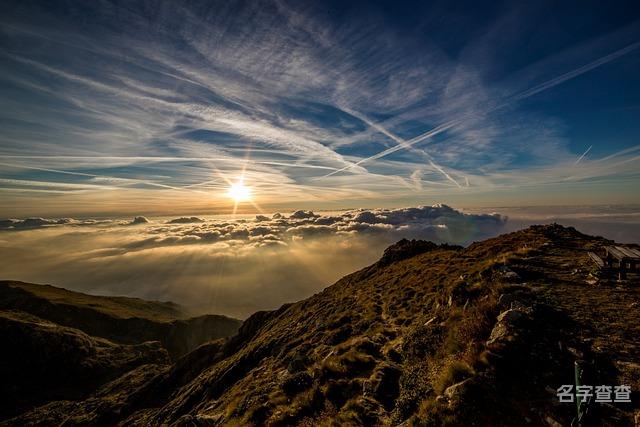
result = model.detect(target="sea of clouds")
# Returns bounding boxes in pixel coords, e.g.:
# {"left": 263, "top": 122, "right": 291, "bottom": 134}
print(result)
{"left": 0, "top": 205, "right": 506, "bottom": 318}
{"left": 2, "top": 204, "right": 639, "bottom": 318}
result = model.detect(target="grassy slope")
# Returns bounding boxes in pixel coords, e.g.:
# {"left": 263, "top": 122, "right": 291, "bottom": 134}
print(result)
{"left": 0, "top": 281, "right": 184, "bottom": 322}
{"left": 4, "top": 225, "right": 639, "bottom": 426}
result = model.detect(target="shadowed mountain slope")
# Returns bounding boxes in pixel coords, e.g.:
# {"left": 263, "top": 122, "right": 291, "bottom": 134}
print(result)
{"left": 0, "top": 310, "right": 169, "bottom": 420}
{"left": 3, "top": 225, "right": 639, "bottom": 426}
{"left": 0, "top": 281, "right": 242, "bottom": 359}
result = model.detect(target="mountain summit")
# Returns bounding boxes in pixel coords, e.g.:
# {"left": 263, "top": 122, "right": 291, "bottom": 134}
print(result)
{"left": 2, "top": 225, "right": 639, "bottom": 426}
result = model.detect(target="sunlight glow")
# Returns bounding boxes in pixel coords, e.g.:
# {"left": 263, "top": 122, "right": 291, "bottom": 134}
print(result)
{"left": 227, "top": 182, "right": 251, "bottom": 202}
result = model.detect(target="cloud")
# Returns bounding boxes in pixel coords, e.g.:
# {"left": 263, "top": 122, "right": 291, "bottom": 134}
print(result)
{"left": 98, "top": 205, "right": 507, "bottom": 251}
{"left": 0, "top": 217, "right": 103, "bottom": 229}
{"left": 3, "top": 204, "right": 639, "bottom": 318}
{"left": 289, "top": 210, "right": 319, "bottom": 220}
{"left": 0, "top": 205, "right": 507, "bottom": 318}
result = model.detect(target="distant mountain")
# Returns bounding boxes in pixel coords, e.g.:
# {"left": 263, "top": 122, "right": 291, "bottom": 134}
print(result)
{"left": 2, "top": 225, "right": 639, "bottom": 426}
{"left": 0, "top": 281, "right": 242, "bottom": 359}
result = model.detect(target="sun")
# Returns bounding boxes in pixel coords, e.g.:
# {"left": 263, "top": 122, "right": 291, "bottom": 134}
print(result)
{"left": 227, "top": 182, "right": 251, "bottom": 202}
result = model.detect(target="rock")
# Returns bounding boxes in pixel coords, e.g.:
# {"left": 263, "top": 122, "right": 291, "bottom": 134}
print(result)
{"left": 487, "top": 307, "right": 532, "bottom": 346}
{"left": 130, "top": 216, "right": 149, "bottom": 225}
{"left": 509, "top": 300, "right": 531, "bottom": 312}
{"left": 496, "top": 266, "right": 521, "bottom": 282}
{"left": 287, "top": 351, "right": 310, "bottom": 373}
{"left": 443, "top": 378, "right": 472, "bottom": 400}
{"left": 487, "top": 322, "right": 512, "bottom": 345}
{"left": 497, "top": 308, "right": 526, "bottom": 324}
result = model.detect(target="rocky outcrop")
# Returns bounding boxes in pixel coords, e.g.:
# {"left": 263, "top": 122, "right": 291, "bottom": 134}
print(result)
{"left": 486, "top": 301, "right": 532, "bottom": 346}
{"left": 378, "top": 238, "right": 457, "bottom": 266}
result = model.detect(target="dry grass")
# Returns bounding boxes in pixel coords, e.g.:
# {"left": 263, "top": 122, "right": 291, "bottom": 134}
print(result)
{"left": 7, "top": 225, "right": 639, "bottom": 426}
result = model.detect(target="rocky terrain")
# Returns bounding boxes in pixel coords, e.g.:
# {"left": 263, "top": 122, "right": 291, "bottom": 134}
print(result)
{"left": 0, "top": 281, "right": 241, "bottom": 420}
{"left": 2, "top": 224, "right": 639, "bottom": 426}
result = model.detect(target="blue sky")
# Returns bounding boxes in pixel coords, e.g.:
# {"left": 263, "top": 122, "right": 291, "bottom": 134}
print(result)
{"left": 1, "top": 0, "right": 639, "bottom": 216}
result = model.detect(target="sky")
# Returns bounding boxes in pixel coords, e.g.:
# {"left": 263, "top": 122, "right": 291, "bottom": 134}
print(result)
{"left": 0, "top": 0, "right": 639, "bottom": 217}
{"left": 1, "top": 1, "right": 640, "bottom": 315}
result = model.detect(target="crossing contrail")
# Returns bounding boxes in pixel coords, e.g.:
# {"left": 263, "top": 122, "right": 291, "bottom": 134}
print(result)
{"left": 320, "top": 41, "right": 640, "bottom": 179}
{"left": 574, "top": 145, "right": 593, "bottom": 165}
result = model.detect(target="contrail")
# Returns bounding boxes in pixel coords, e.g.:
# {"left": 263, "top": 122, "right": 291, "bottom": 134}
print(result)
{"left": 340, "top": 106, "right": 413, "bottom": 149}
{"left": 428, "top": 159, "right": 461, "bottom": 188}
{"left": 337, "top": 106, "right": 460, "bottom": 185}
{"left": 0, "top": 155, "right": 339, "bottom": 171}
{"left": 574, "top": 145, "right": 593, "bottom": 165}
{"left": 0, "top": 162, "right": 208, "bottom": 194}
{"left": 322, "top": 120, "right": 457, "bottom": 178}
{"left": 320, "top": 41, "right": 640, "bottom": 179}
{"left": 513, "top": 42, "right": 640, "bottom": 101}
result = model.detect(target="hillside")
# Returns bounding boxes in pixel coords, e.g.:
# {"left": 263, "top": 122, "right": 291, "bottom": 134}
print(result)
{"left": 0, "top": 281, "right": 185, "bottom": 321}
{"left": 0, "top": 310, "right": 169, "bottom": 420}
{"left": 3, "top": 225, "right": 640, "bottom": 426}
{"left": 0, "top": 281, "right": 242, "bottom": 358}
{"left": 0, "top": 281, "right": 241, "bottom": 421}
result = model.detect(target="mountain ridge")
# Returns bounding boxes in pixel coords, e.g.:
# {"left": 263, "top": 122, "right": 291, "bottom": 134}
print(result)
{"left": 2, "top": 224, "right": 639, "bottom": 426}
{"left": 0, "top": 280, "right": 242, "bottom": 359}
